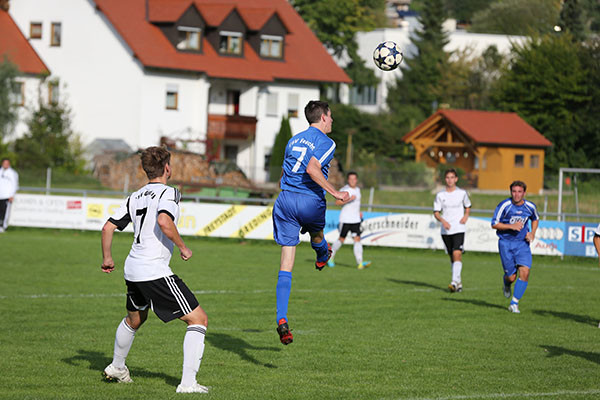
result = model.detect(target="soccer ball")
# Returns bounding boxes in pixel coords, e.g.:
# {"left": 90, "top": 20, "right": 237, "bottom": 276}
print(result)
{"left": 372, "top": 41, "right": 403, "bottom": 71}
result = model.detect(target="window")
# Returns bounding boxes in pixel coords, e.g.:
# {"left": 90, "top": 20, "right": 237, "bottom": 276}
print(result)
{"left": 474, "top": 155, "right": 487, "bottom": 170}
{"left": 530, "top": 155, "right": 539, "bottom": 168}
{"left": 48, "top": 81, "right": 59, "bottom": 104}
{"left": 260, "top": 35, "right": 283, "bottom": 58}
{"left": 12, "top": 81, "right": 24, "bottom": 106}
{"left": 224, "top": 145, "right": 238, "bottom": 162}
{"left": 30, "top": 22, "right": 42, "bottom": 39}
{"left": 177, "top": 27, "right": 201, "bottom": 51}
{"left": 349, "top": 85, "right": 377, "bottom": 105}
{"left": 266, "top": 93, "right": 278, "bottom": 117}
{"left": 514, "top": 154, "right": 524, "bottom": 167}
{"left": 166, "top": 84, "right": 178, "bottom": 110}
{"left": 51, "top": 22, "right": 61, "bottom": 46}
{"left": 219, "top": 31, "right": 242, "bottom": 55}
{"left": 287, "top": 93, "right": 299, "bottom": 118}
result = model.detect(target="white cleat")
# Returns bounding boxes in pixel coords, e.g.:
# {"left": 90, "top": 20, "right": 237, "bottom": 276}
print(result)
{"left": 176, "top": 382, "right": 209, "bottom": 393}
{"left": 508, "top": 304, "right": 520, "bottom": 314}
{"left": 103, "top": 364, "right": 133, "bottom": 383}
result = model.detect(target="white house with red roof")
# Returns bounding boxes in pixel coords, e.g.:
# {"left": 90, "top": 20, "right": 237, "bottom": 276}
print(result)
{"left": 0, "top": 6, "right": 49, "bottom": 139}
{"left": 8, "top": 0, "right": 350, "bottom": 182}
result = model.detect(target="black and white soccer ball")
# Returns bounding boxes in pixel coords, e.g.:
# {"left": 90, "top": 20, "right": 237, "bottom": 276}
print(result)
{"left": 372, "top": 41, "right": 403, "bottom": 71}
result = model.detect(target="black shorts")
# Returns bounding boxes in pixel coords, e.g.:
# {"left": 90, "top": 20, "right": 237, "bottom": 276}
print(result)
{"left": 442, "top": 233, "right": 465, "bottom": 254}
{"left": 339, "top": 222, "right": 362, "bottom": 239}
{"left": 125, "top": 275, "right": 199, "bottom": 323}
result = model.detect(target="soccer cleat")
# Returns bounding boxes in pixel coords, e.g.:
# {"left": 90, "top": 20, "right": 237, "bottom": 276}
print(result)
{"left": 315, "top": 244, "right": 332, "bottom": 271}
{"left": 456, "top": 283, "right": 463, "bottom": 292}
{"left": 327, "top": 260, "right": 335, "bottom": 268}
{"left": 503, "top": 282, "right": 512, "bottom": 299}
{"left": 448, "top": 281, "right": 458, "bottom": 292}
{"left": 103, "top": 364, "right": 133, "bottom": 383}
{"left": 357, "top": 261, "right": 371, "bottom": 270}
{"left": 508, "top": 304, "right": 520, "bottom": 314}
{"left": 176, "top": 383, "right": 209, "bottom": 393}
{"left": 277, "top": 318, "right": 293, "bottom": 345}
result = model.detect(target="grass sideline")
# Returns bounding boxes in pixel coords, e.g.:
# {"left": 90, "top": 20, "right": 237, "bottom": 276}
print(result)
{"left": 1, "top": 228, "right": 600, "bottom": 399}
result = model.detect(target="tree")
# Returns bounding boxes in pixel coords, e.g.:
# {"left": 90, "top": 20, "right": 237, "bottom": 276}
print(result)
{"left": 387, "top": 0, "right": 449, "bottom": 116}
{"left": 0, "top": 60, "right": 19, "bottom": 141}
{"left": 444, "top": 0, "right": 494, "bottom": 24}
{"left": 492, "top": 33, "right": 591, "bottom": 173}
{"left": 558, "top": 0, "right": 586, "bottom": 41}
{"left": 268, "top": 116, "right": 292, "bottom": 182}
{"left": 470, "top": 0, "right": 561, "bottom": 35}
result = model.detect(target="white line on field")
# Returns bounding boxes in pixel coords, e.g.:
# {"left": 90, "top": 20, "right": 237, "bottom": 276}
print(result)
{"left": 398, "top": 389, "right": 600, "bottom": 400}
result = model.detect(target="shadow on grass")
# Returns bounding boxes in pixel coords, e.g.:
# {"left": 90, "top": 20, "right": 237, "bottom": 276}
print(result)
{"left": 206, "top": 332, "right": 280, "bottom": 369}
{"left": 540, "top": 345, "right": 600, "bottom": 365}
{"left": 443, "top": 297, "right": 506, "bottom": 310}
{"left": 62, "top": 349, "right": 179, "bottom": 387}
{"left": 386, "top": 278, "right": 446, "bottom": 292}
{"left": 533, "top": 309, "right": 597, "bottom": 327}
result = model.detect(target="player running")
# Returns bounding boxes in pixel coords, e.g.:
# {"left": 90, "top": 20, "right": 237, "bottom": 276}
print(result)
{"left": 272, "top": 100, "right": 349, "bottom": 345}
{"left": 328, "top": 171, "right": 371, "bottom": 270}
{"left": 491, "top": 180, "right": 539, "bottom": 314}
{"left": 433, "top": 168, "right": 471, "bottom": 292}
{"left": 100, "top": 146, "right": 209, "bottom": 393}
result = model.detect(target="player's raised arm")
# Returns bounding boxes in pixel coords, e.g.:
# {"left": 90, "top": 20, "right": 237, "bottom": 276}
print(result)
{"left": 101, "top": 220, "right": 118, "bottom": 273}
{"left": 306, "top": 156, "right": 349, "bottom": 202}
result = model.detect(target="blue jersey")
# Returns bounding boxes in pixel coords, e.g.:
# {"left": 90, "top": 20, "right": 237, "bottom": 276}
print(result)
{"left": 491, "top": 198, "right": 539, "bottom": 241}
{"left": 279, "top": 126, "right": 336, "bottom": 200}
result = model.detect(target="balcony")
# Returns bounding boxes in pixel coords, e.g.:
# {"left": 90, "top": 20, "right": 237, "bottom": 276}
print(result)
{"left": 207, "top": 114, "right": 257, "bottom": 141}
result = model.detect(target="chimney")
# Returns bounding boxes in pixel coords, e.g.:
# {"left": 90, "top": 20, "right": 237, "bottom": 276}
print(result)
{"left": 0, "top": 0, "right": 9, "bottom": 11}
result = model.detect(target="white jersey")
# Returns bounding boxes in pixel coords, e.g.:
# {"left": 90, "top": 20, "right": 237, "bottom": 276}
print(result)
{"left": 109, "top": 183, "right": 181, "bottom": 282}
{"left": 433, "top": 187, "right": 471, "bottom": 235}
{"left": 0, "top": 167, "right": 19, "bottom": 199}
{"left": 339, "top": 185, "right": 361, "bottom": 224}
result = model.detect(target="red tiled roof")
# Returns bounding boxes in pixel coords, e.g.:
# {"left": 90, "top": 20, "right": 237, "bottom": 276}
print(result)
{"left": 404, "top": 109, "right": 552, "bottom": 147}
{"left": 95, "top": 0, "right": 350, "bottom": 83}
{"left": 0, "top": 10, "right": 49, "bottom": 75}
{"left": 237, "top": 7, "right": 279, "bottom": 31}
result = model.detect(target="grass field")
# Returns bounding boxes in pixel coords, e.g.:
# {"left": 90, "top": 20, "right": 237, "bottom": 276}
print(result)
{"left": 1, "top": 228, "right": 600, "bottom": 400}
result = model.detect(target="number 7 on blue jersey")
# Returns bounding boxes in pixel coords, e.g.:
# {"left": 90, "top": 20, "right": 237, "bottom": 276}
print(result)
{"left": 291, "top": 146, "right": 307, "bottom": 173}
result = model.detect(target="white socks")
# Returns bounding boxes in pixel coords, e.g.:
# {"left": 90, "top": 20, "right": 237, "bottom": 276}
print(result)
{"left": 353, "top": 241, "right": 363, "bottom": 265}
{"left": 181, "top": 324, "right": 207, "bottom": 387}
{"left": 451, "top": 261, "right": 463, "bottom": 284}
{"left": 331, "top": 239, "right": 343, "bottom": 259}
{"left": 112, "top": 318, "right": 136, "bottom": 369}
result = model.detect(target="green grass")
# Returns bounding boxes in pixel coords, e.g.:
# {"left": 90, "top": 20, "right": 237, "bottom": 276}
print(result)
{"left": 1, "top": 228, "right": 600, "bottom": 399}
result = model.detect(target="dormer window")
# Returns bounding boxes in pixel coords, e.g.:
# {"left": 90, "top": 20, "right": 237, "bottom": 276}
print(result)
{"left": 177, "top": 26, "right": 201, "bottom": 51}
{"left": 219, "top": 31, "right": 242, "bottom": 55}
{"left": 260, "top": 35, "right": 283, "bottom": 59}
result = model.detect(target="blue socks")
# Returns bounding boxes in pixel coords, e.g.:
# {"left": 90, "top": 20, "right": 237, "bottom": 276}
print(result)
{"left": 511, "top": 278, "right": 528, "bottom": 305}
{"left": 276, "top": 271, "right": 292, "bottom": 323}
{"left": 311, "top": 239, "right": 329, "bottom": 262}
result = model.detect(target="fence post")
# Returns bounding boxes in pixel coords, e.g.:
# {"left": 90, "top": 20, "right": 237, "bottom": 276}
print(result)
{"left": 45, "top": 167, "right": 51, "bottom": 195}
{"left": 368, "top": 187, "right": 374, "bottom": 212}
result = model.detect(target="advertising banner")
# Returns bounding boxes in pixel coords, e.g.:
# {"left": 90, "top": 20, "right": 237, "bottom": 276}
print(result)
{"left": 565, "top": 222, "right": 599, "bottom": 257}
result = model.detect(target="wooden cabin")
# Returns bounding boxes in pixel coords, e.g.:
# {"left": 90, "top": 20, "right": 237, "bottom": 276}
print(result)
{"left": 402, "top": 110, "right": 552, "bottom": 193}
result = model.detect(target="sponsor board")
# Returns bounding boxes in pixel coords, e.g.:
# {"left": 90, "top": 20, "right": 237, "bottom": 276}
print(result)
{"left": 565, "top": 222, "right": 599, "bottom": 258}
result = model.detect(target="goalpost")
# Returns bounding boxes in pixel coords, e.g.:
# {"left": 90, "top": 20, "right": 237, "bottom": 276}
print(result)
{"left": 557, "top": 167, "right": 600, "bottom": 221}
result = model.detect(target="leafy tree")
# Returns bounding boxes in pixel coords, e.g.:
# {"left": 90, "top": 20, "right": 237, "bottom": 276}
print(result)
{"left": 0, "top": 60, "right": 19, "bottom": 141}
{"left": 558, "top": 0, "right": 586, "bottom": 41}
{"left": 387, "top": 0, "right": 449, "bottom": 117}
{"left": 470, "top": 0, "right": 561, "bottom": 35}
{"left": 576, "top": 36, "right": 600, "bottom": 169}
{"left": 268, "top": 116, "right": 292, "bottom": 182}
{"left": 492, "top": 33, "right": 591, "bottom": 172}
{"left": 444, "top": 0, "right": 494, "bottom": 24}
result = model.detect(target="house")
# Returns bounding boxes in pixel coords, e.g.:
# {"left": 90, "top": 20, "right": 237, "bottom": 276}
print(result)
{"left": 8, "top": 0, "right": 350, "bottom": 183}
{"left": 0, "top": 6, "right": 49, "bottom": 139}
{"left": 402, "top": 110, "right": 553, "bottom": 193}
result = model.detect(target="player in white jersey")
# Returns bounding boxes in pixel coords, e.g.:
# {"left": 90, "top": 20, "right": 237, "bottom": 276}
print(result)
{"left": 433, "top": 168, "right": 471, "bottom": 292}
{"left": 0, "top": 158, "right": 19, "bottom": 232}
{"left": 328, "top": 172, "right": 371, "bottom": 269}
{"left": 100, "top": 147, "right": 209, "bottom": 394}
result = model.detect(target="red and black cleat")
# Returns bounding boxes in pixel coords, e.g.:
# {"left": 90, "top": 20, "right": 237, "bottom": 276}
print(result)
{"left": 277, "top": 318, "right": 293, "bottom": 345}
{"left": 314, "top": 243, "right": 332, "bottom": 271}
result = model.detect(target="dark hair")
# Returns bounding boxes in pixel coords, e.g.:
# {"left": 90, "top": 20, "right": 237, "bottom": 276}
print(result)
{"left": 304, "top": 100, "right": 330, "bottom": 124}
{"left": 347, "top": 171, "right": 358, "bottom": 179}
{"left": 141, "top": 146, "right": 171, "bottom": 180}
{"left": 444, "top": 168, "right": 457, "bottom": 178}
{"left": 510, "top": 180, "right": 527, "bottom": 192}
{"left": 1, "top": 158, "right": 10, "bottom": 164}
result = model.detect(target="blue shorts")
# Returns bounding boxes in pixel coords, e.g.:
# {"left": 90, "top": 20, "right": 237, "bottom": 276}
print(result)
{"left": 272, "top": 190, "right": 326, "bottom": 246}
{"left": 498, "top": 239, "right": 532, "bottom": 277}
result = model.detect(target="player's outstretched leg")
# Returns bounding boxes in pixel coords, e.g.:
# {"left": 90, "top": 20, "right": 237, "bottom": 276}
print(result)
{"left": 329, "top": 239, "right": 343, "bottom": 267}
{"left": 177, "top": 307, "right": 209, "bottom": 393}
{"left": 354, "top": 241, "right": 371, "bottom": 270}
{"left": 312, "top": 237, "right": 331, "bottom": 271}
{"left": 276, "top": 270, "right": 294, "bottom": 344}
{"left": 104, "top": 316, "right": 140, "bottom": 383}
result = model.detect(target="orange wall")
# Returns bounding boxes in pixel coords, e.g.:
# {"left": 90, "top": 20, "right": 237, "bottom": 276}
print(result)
{"left": 476, "top": 146, "right": 545, "bottom": 193}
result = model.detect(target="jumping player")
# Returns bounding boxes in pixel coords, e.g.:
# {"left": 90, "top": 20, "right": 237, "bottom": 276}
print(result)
{"left": 433, "top": 168, "right": 471, "bottom": 292}
{"left": 101, "top": 146, "right": 209, "bottom": 393}
{"left": 328, "top": 171, "right": 371, "bottom": 270}
{"left": 272, "top": 100, "right": 349, "bottom": 345}
{"left": 491, "top": 180, "right": 539, "bottom": 314}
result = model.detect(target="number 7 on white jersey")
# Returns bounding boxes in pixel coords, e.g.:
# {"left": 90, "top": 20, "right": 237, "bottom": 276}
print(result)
{"left": 291, "top": 146, "right": 307, "bottom": 173}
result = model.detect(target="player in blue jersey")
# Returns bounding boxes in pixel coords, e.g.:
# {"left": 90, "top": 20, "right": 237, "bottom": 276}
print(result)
{"left": 491, "top": 180, "right": 539, "bottom": 313}
{"left": 272, "top": 100, "right": 349, "bottom": 345}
